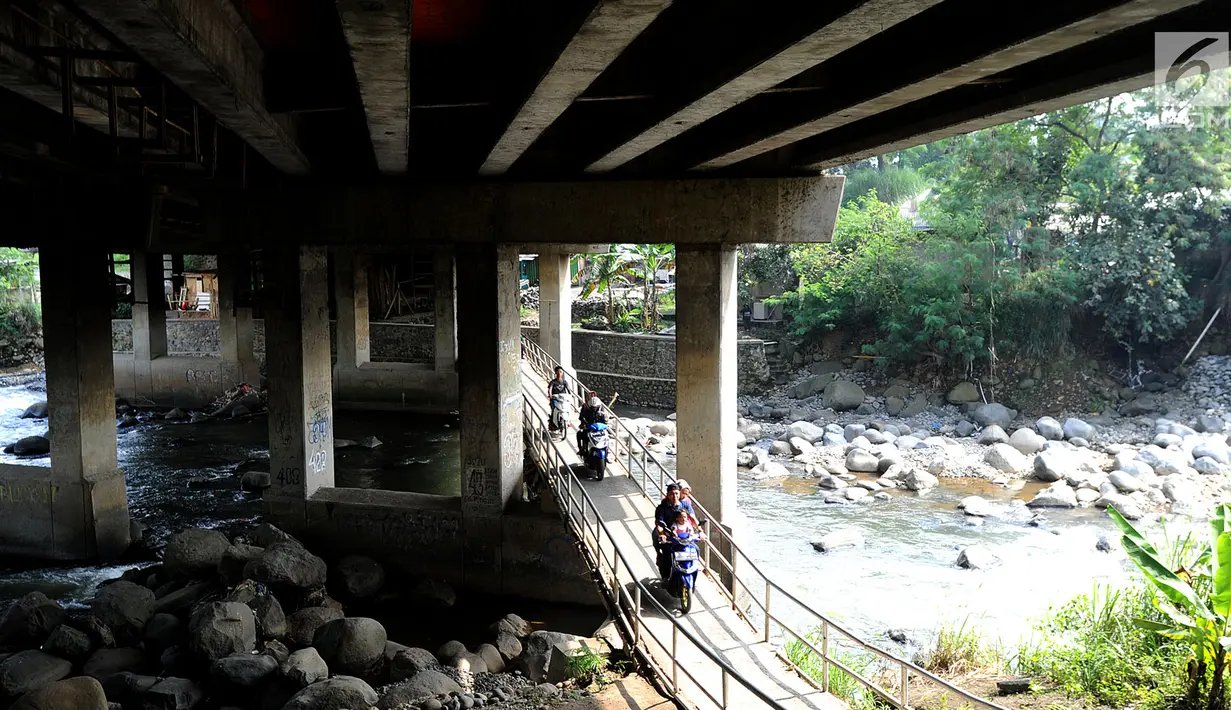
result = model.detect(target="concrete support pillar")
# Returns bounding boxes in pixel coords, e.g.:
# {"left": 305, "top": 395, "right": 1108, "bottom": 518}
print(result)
{"left": 130, "top": 252, "right": 167, "bottom": 397}
{"left": 434, "top": 246, "right": 457, "bottom": 372}
{"left": 42, "top": 248, "right": 130, "bottom": 560}
{"left": 457, "top": 244, "right": 522, "bottom": 592}
{"left": 676, "top": 244, "right": 738, "bottom": 524}
{"left": 538, "top": 250, "right": 572, "bottom": 372}
{"left": 334, "top": 250, "right": 371, "bottom": 370}
{"left": 218, "top": 253, "right": 259, "bottom": 386}
{"left": 264, "top": 247, "right": 334, "bottom": 531}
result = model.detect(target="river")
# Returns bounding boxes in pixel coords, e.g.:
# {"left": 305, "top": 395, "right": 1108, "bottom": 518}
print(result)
{"left": 0, "top": 383, "right": 1170, "bottom": 655}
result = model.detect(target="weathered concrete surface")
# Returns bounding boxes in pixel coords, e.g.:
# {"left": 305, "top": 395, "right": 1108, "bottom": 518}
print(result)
{"left": 130, "top": 252, "right": 168, "bottom": 400}
{"left": 537, "top": 250, "right": 572, "bottom": 373}
{"left": 113, "top": 354, "right": 227, "bottom": 408}
{"left": 336, "top": 0, "right": 410, "bottom": 174}
{"left": 40, "top": 248, "right": 129, "bottom": 560}
{"left": 700, "top": 0, "right": 1199, "bottom": 170}
{"left": 217, "top": 253, "right": 260, "bottom": 387}
{"left": 433, "top": 247, "right": 457, "bottom": 373}
{"left": 675, "top": 245, "right": 738, "bottom": 524}
{"left": 457, "top": 244, "right": 523, "bottom": 593}
{"left": 72, "top": 0, "right": 308, "bottom": 173}
{"left": 480, "top": 0, "right": 670, "bottom": 175}
{"left": 264, "top": 247, "right": 334, "bottom": 531}
{"left": 218, "top": 176, "right": 846, "bottom": 246}
{"left": 588, "top": 0, "right": 939, "bottom": 172}
{"left": 332, "top": 362, "right": 456, "bottom": 413}
{"left": 300, "top": 488, "right": 599, "bottom": 606}
{"left": 333, "top": 251, "right": 371, "bottom": 371}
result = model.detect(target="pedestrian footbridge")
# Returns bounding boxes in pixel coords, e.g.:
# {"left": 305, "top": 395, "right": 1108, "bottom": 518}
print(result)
{"left": 519, "top": 337, "right": 1006, "bottom": 710}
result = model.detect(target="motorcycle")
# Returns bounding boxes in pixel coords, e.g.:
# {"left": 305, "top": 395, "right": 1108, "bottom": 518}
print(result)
{"left": 662, "top": 531, "right": 702, "bottom": 614}
{"left": 549, "top": 393, "right": 569, "bottom": 441}
{"left": 581, "top": 421, "right": 610, "bottom": 481}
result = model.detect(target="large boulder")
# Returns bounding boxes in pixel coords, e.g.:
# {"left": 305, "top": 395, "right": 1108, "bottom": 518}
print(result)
{"left": 811, "top": 529, "right": 864, "bottom": 552}
{"left": 1033, "top": 449, "right": 1077, "bottom": 483}
{"left": 972, "top": 404, "right": 1016, "bottom": 429}
{"left": 280, "top": 647, "right": 329, "bottom": 688}
{"left": 1095, "top": 493, "right": 1144, "bottom": 520}
{"left": 20, "top": 401, "right": 48, "bottom": 419}
{"left": 242, "top": 542, "right": 327, "bottom": 590}
{"left": 495, "top": 633, "right": 522, "bottom": 663}
{"left": 43, "top": 624, "right": 92, "bottom": 661}
{"left": 9, "top": 436, "right": 50, "bottom": 456}
{"left": 286, "top": 607, "right": 344, "bottom": 648}
{"left": 211, "top": 653, "right": 278, "bottom": 688}
{"left": 389, "top": 647, "right": 438, "bottom": 683}
{"left": 377, "top": 671, "right": 461, "bottom": 710}
{"left": 0, "top": 650, "right": 71, "bottom": 697}
{"left": 1035, "top": 417, "right": 1064, "bottom": 440}
{"left": 247, "top": 595, "right": 286, "bottom": 641}
{"left": 0, "top": 592, "right": 64, "bottom": 650}
{"left": 9, "top": 676, "right": 106, "bottom": 710}
{"left": 188, "top": 602, "right": 256, "bottom": 662}
{"left": 1008, "top": 428, "right": 1045, "bottom": 456}
{"left": 141, "top": 613, "right": 183, "bottom": 656}
{"left": 81, "top": 647, "right": 145, "bottom": 681}
{"left": 142, "top": 678, "right": 204, "bottom": 710}
{"left": 844, "top": 449, "right": 879, "bottom": 473}
{"left": 217, "top": 544, "right": 264, "bottom": 586}
{"left": 958, "top": 496, "right": 995, "bottom": 517}
{"left": 1194, "top": 442, "right": 1231, "bottom": 465}
{"left": 1063, "top": 418, "right": 1094, "bottom": 441}
{"left": 902, "top": 469, "right": 938, "bottom": 491}
{"left": 333, "top": 556, "right": 385, "bottom": 600}
{"left": 476, "top": 643, "right": 505, "bottom": 674}
{"left": 282, "top": 676, "right": 378, "bottom": 710}
{"left": 956, "top": 546, "right": 997, "bottom": 570}
{"left": 977, "top": 425, "right": 1009, "bottom": 445}
{"left": 984, "top": 444, "right": 1030, "bottom": 474}
{"left": 823, "top": 380, "right": 866, "bottom": 411}
{"left": 947, "top": 382, "right": 980, "bottom": 404}
{"left": 90, "top": 582, "right": 154, "bottom": 646}
{"left": 1163, "top": 478, "right": 1199, "bottom": 503}
{"left": 785, "top": 421, "right": 825, "bottom": 444}
{"left": 312, "top": 617, "right": 387, "bottom": 676}
{"left": 163, "top": 528, "right": 231, "bottom": 580}
{"left": 1027, "top": 483, "right": 1079, "bottom": 508}
{"left": 519, "top": 631, "right": 585, "bottom": 683}
{"left": 1109, "top": 470, "right": 1145, "bottom": 493}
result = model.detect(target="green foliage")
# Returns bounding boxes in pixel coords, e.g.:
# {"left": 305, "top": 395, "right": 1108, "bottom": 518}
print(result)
{"left": 784, "top": 630, "right": 885, "bottom": 710}
{"left": 0, "top": 300, "right": 40, "bottom": 341}
{"left": 624, "top": 243, "right": 674, "bottom": 332}
{"left": 579, "top": 251, "right": 633, "bottom": 325}
{"left": 841, "top": 166, "right": 928, "bottom": 207}
{"left": 564, "top": 647, "right": 611, "bottom": 687}
{"left": 917, "top": 617, "right": 999, "bottom": 675}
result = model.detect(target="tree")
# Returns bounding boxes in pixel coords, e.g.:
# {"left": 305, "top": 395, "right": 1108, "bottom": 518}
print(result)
{"left": 840, "top": 166, "right": 928, "bottom": 207}
{"left": 578, "top": 251, "right": 633, "bottom": 325}
{"left": 626, "top": 244, "right": 675, "bottom": 331}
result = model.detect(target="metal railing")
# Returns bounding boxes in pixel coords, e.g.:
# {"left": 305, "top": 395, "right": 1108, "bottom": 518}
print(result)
{"left": 521, "top": 335, "right": 1010, "bottom": 710}
{"left": 521, "top": 387, "right": 791, "bottom": 710}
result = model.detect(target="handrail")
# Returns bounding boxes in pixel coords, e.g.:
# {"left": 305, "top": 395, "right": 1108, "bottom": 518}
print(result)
{"left": 520, "top": 334, "right": 1011, "bottom": 710}
{"left": 521, "top": 386, "right": 791, "bottom": 710}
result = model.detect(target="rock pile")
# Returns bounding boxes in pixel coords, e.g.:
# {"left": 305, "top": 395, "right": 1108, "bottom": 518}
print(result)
{"left": 0, "top": 523, "right": 608, "bottom": 710}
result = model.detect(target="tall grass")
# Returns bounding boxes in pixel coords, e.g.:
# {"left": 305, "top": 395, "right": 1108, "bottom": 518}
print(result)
{"left": 917, "top": 617, "right": 1001, "bottom": 675}
{"left": 784, "top": 629, "right": 884, "bottom": 710}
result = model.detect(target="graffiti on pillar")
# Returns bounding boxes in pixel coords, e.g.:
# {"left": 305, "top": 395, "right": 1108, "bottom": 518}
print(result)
{"left": 308, "top": 451, "right": 328, "bottom": 474}
{"left": 465, "top": 466, "right": 500, "bottom": 506}
{"left": 0, "top": 483, "right": 59, "bottom": 504}
{"left": 308, "top": 413, "right": 331, "bottom": 445}
{"left": 309, "top": 392, "right": 330, "bottom": 413}
{"left": 276, "top": 468, "right": 302, "bottom": 486}
{"left": 185, "top": 369, "right": 220, "bottom": 385}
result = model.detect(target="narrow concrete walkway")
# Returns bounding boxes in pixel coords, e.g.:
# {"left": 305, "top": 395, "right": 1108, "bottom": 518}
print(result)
{"left": 523, "top": 362, "right": 844, "bottom": 710}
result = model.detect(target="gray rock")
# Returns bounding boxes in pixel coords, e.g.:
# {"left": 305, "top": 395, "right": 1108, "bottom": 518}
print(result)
{"left": 312, "top": 617, "right": 387, "bottom": 676}
{"left": 90, "top": 582, "right": 154, "bottom": 646}
{"left": 843, "top": 424, "right": 867, "bottom": 442}
{"left": 0, "top": 650, "right": 71, "bottom": 697}
{"left": 163, "top": 528, "right": 231, "bottom": 580}
{"left": 247, "top": 595, "right": 285, "bottom": 641}
{"left": 188, "top": 603, "right": 256, "bottom": 663}
{"left": 1033, "top": 449, "right": 1076, "bottom": 483}
{"left": 1070, "top": 437, "right": 1090, "bottom": 449}
{"left": 1154, "top": 433, "right": 1184, "bottom": 448}
{"left": 984, "top": 444, "right": 1029, "bottom": 474}
{"left": 1008, "top": 429, "right": 1045, "bottom": 455}
{"left": 947, "top": 382, "right": 980, "bottom": 404}
{"left": 902, "top": 469, "right": 938, "bottom": 491}
{"left": 83, "top": 647, "right": 146, "bottom": 682}
{"left": 0, "top": 592, "right": 64, "bottom": 650}
{"left": 1063, "top": 418, "right": 1094, "bottom": 441}
{"left": 141, "top": 613, "right": 182, "bottom": 655}
{"left": 972, "top": 403, "right": 1015, "bottom": 429}
{"left": 811, "top": 529, "right": 864, "bottom": 552}
{"left": 955, "top": 420, "right": 976, "bottom": 438}
{"left": 769, "top": 441, "right": 793, "bottom": 456}
{"left": 823, "top": 380, "right": 866, "bottom": 411}
{"left": 518, "top": 631, "right": 584, "bottom": 683}
{"left": 1196, "top": 414, "right": 1225, "bottom": 433}
{"left": 250, "top": 523, "right": 299, "bottom": 549}
{"left": 1163, "top": 478, "right": 1198, "bottom": 503}
{"left": 143, "top": 677, "right": 204, "bottom": 710}
{"left": 1194, "top": 442, "right": 1230, "bottom": 465}
{"left": 378, "top": 671, "right": 461, "bottom": 709}
{"left": 450, "top": 651, "right": 488, "bottom": 674}
{"left": 10, "top": 436, "right": 49, "bottom": 456}
{"left": 217, "top": 545, "right": 263, "bottom": 587}
{"left": 390, "top": 647, "right": 439, "bottom": 682}
{"left": 1095, "top": 493, "right": 1144, "bottom": 520}
{"left": 895, "top": 435, "right": 922, "bottom": 450}
{"left": 44, "top": 624, "right": 93, "bottom": 660}
{"left": 1109, "top": 471, "right": 1145, "bottom": 493}
{"left": 785, "top": 421, "right": 825, "bottom": 443}
{"left": 495, "top": 632, "right": 522, "bottom": 663}
{"left": 11, "top": 677, "right": 107, "bottom": 710}
{"left": 822, "top": 432, "right": 846, "bottom": 447}
{"left": 282, "top": 676, "right": 377, "bottom": 710}
{"left": 280, "top": 647, "right": 328, "bottom": 688}
{"left": 1028, "top": 483, "right": 1078, "bottom": 508}
{"left": 150, "top": 582, "right": 210, "bottom": 618}
{"left": 957, "top": 547, "right": 997, "bottom": 569}
{"left": 750, "top": 461, "right": 790, "bottom": 479}
{"left": 242, "top": 543, "right": 326, "bottom": 590}
{"left": 1196, "top": 458, "right": 1225, "bottom": 475}
{"left": 262, "top": 639, "right": 291, "bottom": 666}
{"left": 210, "top": 653, "right": 278, "bottom": 688}
{"left": 844, "top": 449, "right": 879, "bottom": 473}
{"left": 1035, "top": 417, "right": 1064, "bottom": 440}
{"left": 1119, "top": 460, "right": 1155, "bottom": 478}
{"left": 958, "top": 496, "right": 994, "bottom": 517}
{"left": 20, "top": 401, "right": 47, "bottom": 419}
{"left": 788, "top": 437, "right": 815, "bottom": 456}
{"left": 238, "top": 471, "right": 270, "bottom": 491}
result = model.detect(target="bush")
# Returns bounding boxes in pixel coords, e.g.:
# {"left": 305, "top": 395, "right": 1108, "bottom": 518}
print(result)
{"left": 0, "top": 299, "right": 40, "bottom": 340}
{"left": 917, "top": 617, "right": 999, "bottom": 675}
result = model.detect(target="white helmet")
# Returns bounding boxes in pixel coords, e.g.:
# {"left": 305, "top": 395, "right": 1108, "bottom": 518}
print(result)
{"left": 588, "top": 397, "right": 602, "bottom": 409}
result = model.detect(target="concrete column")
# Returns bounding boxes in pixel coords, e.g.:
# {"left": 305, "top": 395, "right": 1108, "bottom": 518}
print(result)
{"left": 264, "top": 247, "right": 334, "bottom": 531}
{"left": 217, "top": 253, "right": 259, "bottom": 386}
{"left": 457, "top": 243, "right": 522, "bottom": 592}
{"left": 334, "top": 250, "right": 371, "bottom": 370}
{"left": 42, "top": 248, "right": 130, "bottom": 560}
{"left": 129, "top": 252, "right": 167, "bottom": 397}
{"left": 538, "top": 250, "right": 572, "bottom": 372}
{"left": 434, "top": 246, "right": 457, "bottom": 372}
{"left": 676, "top": 244, "right": 738, "bottom": 524}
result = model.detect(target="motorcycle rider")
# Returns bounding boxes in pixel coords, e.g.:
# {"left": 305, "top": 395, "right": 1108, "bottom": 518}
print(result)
{"left": 547, "top": 366, "right": 570, "bottom": 437}
{"left": 577, "top": 392, "right": 604, "bottom": 451}
{"left": 653, "top": 484, "right": 684, "bottom": 579}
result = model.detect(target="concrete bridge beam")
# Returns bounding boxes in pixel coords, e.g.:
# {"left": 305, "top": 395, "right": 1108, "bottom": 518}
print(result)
{"left": 334, "top": 249, "right": 371, "bottom": 373}
{"left": 130, "top": 252, "right": 168, "bottom": 399}
{"left": 433, "top": 246, "right": 457, "bottom": 373}
{"left": 264, "top": 247, "right": 335, "bottom": 531}
{"left": 457, "top": 243, "right": 523, "bottom": 593}
{"left": 537, "top": 248, "right": 573, "bottom": 374}
{"left": 217, "top": 253, "right": 259, "bottom": 387}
